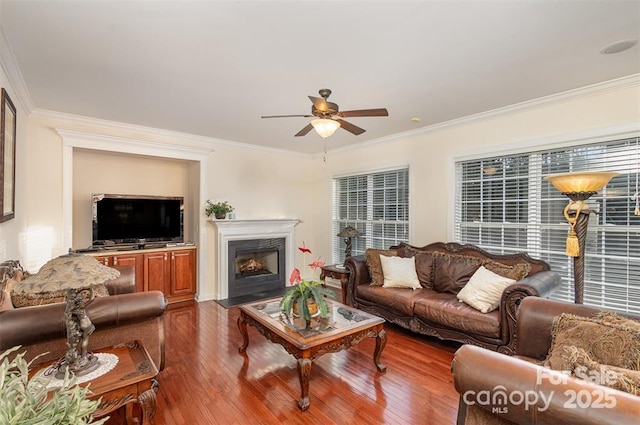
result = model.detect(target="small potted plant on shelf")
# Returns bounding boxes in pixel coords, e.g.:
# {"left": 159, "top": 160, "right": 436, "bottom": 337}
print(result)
{"left": 280, "top": 242, "right": 334, "bottom": 328}
{"left": 205, "top": 200, "right": 234, "bottom": 219}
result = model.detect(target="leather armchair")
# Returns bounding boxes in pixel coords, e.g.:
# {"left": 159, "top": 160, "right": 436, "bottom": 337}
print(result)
{"left": 0, "top": 265, "right": 167, "bottom": 371}
{"left": 451, "top": 297, "right": 640, "bottom": 424}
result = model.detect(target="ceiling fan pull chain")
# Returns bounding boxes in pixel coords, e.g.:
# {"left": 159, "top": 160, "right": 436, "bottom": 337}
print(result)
{"left": 323, "top": 140, "right": 327, "bottom": 162}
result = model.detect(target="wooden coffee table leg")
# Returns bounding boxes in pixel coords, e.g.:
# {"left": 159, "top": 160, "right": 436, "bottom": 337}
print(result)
{"left": 296, "top": 358, "right": 312, "bottom": 411}
{"left": 373, "top": 328, "right": 387, "bottom": 372}
{"left": 238, "top": 313, "right": 249, "bottom": 353}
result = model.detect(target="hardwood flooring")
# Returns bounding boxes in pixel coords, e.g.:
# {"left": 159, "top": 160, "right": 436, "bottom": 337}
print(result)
{"left": 107, "top": 294, "right": 462, "bottom": 424}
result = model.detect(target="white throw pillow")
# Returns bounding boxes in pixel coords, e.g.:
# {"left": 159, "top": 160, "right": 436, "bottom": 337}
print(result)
{"left": 456, "top": 265, "right": 516, "bottom": 313}
{"left": 380, "top": 255, "right": 421, "bottom": 290}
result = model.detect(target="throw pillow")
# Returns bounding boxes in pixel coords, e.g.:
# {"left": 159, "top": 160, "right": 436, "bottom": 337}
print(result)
{"left": 482, "top": 259, "right": 531, "bottom": 281}
{"left": 432, "top": 252, "right": 483, "bottom": 294}
{"left": 561, "top": 345, "right": 640, "bottom": 396}
{"left": 380, "top": 255, "right": 421, "bottom": 289}
{"left": 365, "top": 248, "right": 398, "bottom": 286}
{"left": 545, "top": 312, "right": 640, "bottom": 371}
{"left": 414, "top": 252, "right": 435, "bottom": 289}
{"left": 456, "top": 266, "right": 516, "bottom": 313}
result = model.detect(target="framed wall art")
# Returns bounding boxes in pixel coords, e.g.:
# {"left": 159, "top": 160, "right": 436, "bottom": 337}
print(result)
{"left": 0, "top": 88, "right": 16, "bottom": 222}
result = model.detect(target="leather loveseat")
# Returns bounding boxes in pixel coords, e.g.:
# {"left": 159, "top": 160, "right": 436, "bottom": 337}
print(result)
{"left": 0, "top": 260, "right": 167, "bottom": 370}
{"left": 451, "top": 297, "right": 640, "bottom": 425}
{"left": 344, "top": 242, "right": 561, "bottom": 354}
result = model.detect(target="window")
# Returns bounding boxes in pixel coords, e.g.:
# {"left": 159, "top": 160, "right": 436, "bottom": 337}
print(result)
{"left": 455, "top": 137, "right": 640, "bottom": 314}
{"left": 332, "top": 168, "right": 409, "bottom": 264}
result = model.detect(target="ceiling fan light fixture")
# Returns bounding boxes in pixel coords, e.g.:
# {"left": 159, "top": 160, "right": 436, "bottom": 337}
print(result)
{"left": 311, "top": 118, "right": 340, "bottom": 138}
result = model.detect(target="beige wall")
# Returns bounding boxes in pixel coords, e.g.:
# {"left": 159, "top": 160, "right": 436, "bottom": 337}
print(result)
{"left": 0, "top": 62, "right": 31, "bottom": 267}
{"left": 310, "top": 84, "right": 640, "bottom": 264}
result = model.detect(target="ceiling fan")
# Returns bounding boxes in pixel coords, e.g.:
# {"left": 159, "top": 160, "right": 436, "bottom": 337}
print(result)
{"left": 261, "top": 88, "right": 389, "bottom": 138}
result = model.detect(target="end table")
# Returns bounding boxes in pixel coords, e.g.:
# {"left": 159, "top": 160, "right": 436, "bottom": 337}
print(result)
{"left": 319, "top": 264, "right": 350, "bottom": 303}
{"left": 34, "top": 341, "right": 159, "bottom": 424}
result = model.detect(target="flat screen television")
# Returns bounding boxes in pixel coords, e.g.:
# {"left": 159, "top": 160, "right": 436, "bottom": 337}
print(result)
{"left": 92, "top": 194, "right": 184, "bottom": 245}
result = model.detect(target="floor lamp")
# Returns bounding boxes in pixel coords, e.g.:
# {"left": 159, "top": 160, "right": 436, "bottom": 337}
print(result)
{"left": 545, "top": 171, "right": 619, "bottom": 304}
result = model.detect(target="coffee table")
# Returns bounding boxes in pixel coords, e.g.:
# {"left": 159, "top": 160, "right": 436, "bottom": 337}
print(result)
{"left": 238, "top": 297, "right": 386, "bottom": 410}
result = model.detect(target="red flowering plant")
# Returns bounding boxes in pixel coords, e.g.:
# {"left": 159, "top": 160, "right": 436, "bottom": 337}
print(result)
{"left": 279, "top": 242, "right": 335, "bottom": 322}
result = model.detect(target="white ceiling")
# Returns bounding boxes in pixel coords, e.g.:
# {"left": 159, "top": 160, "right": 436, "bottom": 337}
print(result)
{"left": 1, "top": 1, "right": 639, "bottom": 154}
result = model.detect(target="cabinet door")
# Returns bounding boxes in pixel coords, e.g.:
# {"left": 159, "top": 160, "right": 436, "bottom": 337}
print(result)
{"left": 144, "top": 252, "right": 170, "bottom": 294}
{"left": 170, "top": 249, "right": 196, "bottom": 296}
{"left": 94, "top": 255, "right": 112, "bottom": 266}
{"left": 111, "top": 253, "right": 144, "bottom": 292}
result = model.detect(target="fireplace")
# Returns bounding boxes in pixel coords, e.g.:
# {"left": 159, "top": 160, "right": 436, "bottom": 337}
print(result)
{"left": 212, "top": 219, "right": 299, "bottom": 300}
{"left": 228, "top": 238, "right": 285, "bottom": 298}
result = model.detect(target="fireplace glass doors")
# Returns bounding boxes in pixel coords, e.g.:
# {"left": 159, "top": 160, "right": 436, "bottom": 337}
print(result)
{"left": 228, "top": 238, "right": 286, "bottom": 298}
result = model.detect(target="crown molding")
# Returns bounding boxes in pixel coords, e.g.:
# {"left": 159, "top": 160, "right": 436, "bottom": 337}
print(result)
{"left": 56, "top": 128, "right": 214, "bottom": 161}
{"left": 0, "top": 27, "right": 33, "bottom": 113}
{"left": 319, "top": 73, "right": 640, "bottom": 159}
{"left": 33, "top": 108, "right": 310, "bottom": 158}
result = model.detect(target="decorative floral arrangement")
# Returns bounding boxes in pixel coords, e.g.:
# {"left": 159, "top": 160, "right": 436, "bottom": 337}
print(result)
{"left": 280, "top": 242, "right": 334, "bottom": 323}
{"left": 205, "top": 200, "right": 234, "bottom": 217}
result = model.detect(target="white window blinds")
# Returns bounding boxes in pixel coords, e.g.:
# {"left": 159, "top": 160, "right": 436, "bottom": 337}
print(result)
{"left": 332, "top": 168, "right": 409, "bottom": 264}
{"left": 455, "top": 137, "right": 640, "bottom": 314}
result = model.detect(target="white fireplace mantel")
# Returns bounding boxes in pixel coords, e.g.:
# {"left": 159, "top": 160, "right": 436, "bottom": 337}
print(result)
{"left": 211, "top": 218, "right": 299, "bottom": 299}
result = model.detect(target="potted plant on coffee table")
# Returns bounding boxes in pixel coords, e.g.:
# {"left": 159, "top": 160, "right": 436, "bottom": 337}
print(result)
{"left": 280, "top": 242, "right": 335, "bottom": 328}
{"left": 205, "top": 200, "right": 234, "bottom": 219}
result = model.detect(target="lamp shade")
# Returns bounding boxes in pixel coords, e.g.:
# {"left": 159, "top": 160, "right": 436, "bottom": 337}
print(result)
{"left": 544, "top": 171, "right": 619, "bottom": 194}
{"left": 337, "top": 226, "right": 362, "bottom": 238}
{"left": 311, "top": 119, "right": 340, "bottom": 138}
{"left": 12, "top": 254, "right": 120, "bottom": 294}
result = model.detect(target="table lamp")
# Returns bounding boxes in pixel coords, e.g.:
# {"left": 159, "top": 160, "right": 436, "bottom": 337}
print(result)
{"left": 12, "top": 254, "right": 120, "bottom": 378}
{"left": 544, "top": 171, "right": 619, "bottom": 303}
{"left": 337, "top": 226, "right": 362, "bottom": 259}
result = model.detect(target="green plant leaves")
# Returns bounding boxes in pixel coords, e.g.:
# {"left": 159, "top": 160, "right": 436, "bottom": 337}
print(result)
{"left": 0, "top": 347, "right": 107, "bottom": 424}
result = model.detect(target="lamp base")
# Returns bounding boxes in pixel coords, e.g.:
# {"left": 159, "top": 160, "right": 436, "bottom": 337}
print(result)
{"left": 55, "top": 353, "right": 100, "bottom": 379}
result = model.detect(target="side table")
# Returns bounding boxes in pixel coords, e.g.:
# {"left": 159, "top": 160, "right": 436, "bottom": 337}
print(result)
{"left": 35, "top": 341, "right": 159, "bottom": 424}
{"left": 319, "top": 264, "right": 350, "bottom": 304}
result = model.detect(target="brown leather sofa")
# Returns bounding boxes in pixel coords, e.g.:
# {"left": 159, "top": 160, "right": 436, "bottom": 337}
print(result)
{"left": 451, "top": 297, "right": 640, "bottom": 424}
{"left": 344, "top": 242, "right": 561, "bottom": 354}
{"left": 0, "top": 262, "right": 167, "bottom": 370}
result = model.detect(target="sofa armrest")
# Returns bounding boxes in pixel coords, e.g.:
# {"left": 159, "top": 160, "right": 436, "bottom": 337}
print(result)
{"left": 452, "top": 344, "right": 640, "bottom": 425}
{"left": 344, "top": 255, "right": 369, "bottom": 306}
{"left": 515, "top": 297, "right": 620, "bottom": 361}
{"left": 104, "top": 265, "right": 136, "bottom": 295}
{"left": 498, "top": 271, "right": 562, "bottom": 355}
{"left": 0, "top": 290, "right": 166, "bottom": 350}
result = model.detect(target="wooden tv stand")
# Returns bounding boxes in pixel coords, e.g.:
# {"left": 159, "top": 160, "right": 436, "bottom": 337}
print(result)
{"left": 87, "top": 245, "right": 197, "bottom": 304}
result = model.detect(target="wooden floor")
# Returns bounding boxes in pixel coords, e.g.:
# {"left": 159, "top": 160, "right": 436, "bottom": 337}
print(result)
{"left": 108, "top": 294, "right": 462, "bottom": 424}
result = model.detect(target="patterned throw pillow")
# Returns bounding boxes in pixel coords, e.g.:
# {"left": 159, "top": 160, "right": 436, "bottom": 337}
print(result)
{"left": 561, "top": 345, "right": 640, "bottom": 395}
{"left": 482, "top": 259, "right": 530, "bottom": 281}
{"left": 365, "top": 248, "right": 398, "bottom": 286}
{"left": 545, "top": 312, "right": 640, "bottom": 371}
{"left": 11, "top": 254, "right": 117, "bottom": 308}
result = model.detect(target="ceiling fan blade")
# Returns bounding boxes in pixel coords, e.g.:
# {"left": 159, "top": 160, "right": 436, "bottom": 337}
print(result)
{"left": 338, "top": 108, "right": 389, "bottom": 118}
{"left": 261, "top": 114, "right": 313, "bottom": 118}
{"left": 336, "top": 119, "right": 365, "bottom": 135}
{"left": 294, "top": 123, "right": 314, "bottom": 137}
{"left": 308, "top": 96, "right": 329, "bottom": 112}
